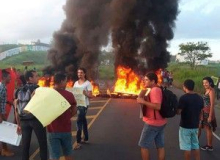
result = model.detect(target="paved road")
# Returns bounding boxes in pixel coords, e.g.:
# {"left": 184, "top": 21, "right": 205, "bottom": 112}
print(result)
{"left": 1, "top": 87, "right": 220, "bottom": 160}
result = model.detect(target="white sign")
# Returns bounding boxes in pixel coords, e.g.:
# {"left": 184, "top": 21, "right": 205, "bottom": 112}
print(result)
{"left": 0, "top": 121, "right": 22, "bottom": 146}
{"left": 72, "top": 88, "right": 86, "bottom": 107}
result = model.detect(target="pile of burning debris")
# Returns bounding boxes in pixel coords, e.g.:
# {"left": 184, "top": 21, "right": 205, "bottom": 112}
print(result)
{"left": 39, "top": 66, "right": 162, "bottom": 99}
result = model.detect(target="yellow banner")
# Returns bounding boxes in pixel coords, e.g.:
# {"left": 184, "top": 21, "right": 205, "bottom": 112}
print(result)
{"left": 211, "top": 76, "right": 218, "bottom": 85}
{"left": 24, "top": 87, "right": 71, "bottom": 127}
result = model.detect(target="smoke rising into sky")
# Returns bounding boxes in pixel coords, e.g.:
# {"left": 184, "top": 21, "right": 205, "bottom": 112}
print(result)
{"left": 0, "top": 0, "right": 220, "bottom": 78}
{"left": 45, "top": 0, "right": 179, "bottom": 79}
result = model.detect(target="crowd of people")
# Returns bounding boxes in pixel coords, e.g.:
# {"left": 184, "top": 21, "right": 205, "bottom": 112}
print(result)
{"left": 161, "top": 69, "right": 173, "bottom": 87}
{"left": 137, "top": 72, "right": 218, "bottom": 160}
{"left": 0, "top": 67, "right": 219, "bottom": 160}
{"left": 0, "top": 68, "right": 92, "bottom": 160}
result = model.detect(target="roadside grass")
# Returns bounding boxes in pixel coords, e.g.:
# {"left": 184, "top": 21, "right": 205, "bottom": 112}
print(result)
{"left": 0, "top": 51, "right": 49, "bottom": 72}
{"left": 168, "top": 63, "right": 220, "bottom": 93}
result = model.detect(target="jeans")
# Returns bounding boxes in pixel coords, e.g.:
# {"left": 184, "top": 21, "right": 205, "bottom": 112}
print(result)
{"left": 139, "top": 123, "right": 166, "bottom": 149}
{"left": 76, "top": 106, "right": 88, "bottom": 143}
{"left": 20, "top": 117, "right": 47, "bottom": 160}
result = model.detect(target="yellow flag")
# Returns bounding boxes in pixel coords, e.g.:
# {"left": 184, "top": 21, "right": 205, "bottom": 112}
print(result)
{"left": 211, "top": 76, "right": 218, "bottom": 85}
{"left": 24, "top": 87, "right": 71, "bottom": 127}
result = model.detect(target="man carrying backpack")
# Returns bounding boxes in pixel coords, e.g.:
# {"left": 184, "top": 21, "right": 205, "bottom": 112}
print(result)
{"left": 14, "top": 70, "right": 47, "bottom": 160}
{"left": 177, "top": 79, "right": 204, "bottom": 160}
{"left": 137, "top": 72, "right": 167, "bottom": 160}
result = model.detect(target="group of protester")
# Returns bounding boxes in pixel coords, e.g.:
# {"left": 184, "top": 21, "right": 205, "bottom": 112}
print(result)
{"left": 161, "top": 69, "right": 173, "bottom": 87}
{"left": 137, "top": 72, "right": 217, "bottom": 160}
{"left": 1, "top": 67, "right": 219, "bottom": 160}
{"left": 0, "top": 68, "right": 92, "bottom": 160}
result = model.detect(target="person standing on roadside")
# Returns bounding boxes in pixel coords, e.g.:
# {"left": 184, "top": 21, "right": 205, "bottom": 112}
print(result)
{"left": 0, "top": 69, "right": 14, "bottom": 157}
{"left": 137, "top": 72, "right": 167, "bottom": 160}
{"left": 14, "top": 70, "right": 47, "bottom": 160}
{"left": 47, "top": 72, "right": 77, "bottom": 160}
{"left": 199, "top": 77, "right": 217, "bottom": 151}
{"left": 73, "top": 68, "right": 92, "bottom": 150}
{"left": 216, "top": 77, "right": 220, "bottom": 100}
{"left": 177, "top": 79, "right": 204, "bottom": 160}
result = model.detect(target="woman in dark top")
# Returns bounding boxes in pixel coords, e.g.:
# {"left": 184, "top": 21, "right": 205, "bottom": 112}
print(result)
{"left": 199, "top": 77, "right": 217, "bottom": 151}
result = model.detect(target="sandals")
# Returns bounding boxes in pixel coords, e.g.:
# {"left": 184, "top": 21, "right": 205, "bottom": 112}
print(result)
{"left": 73, "top": 143, "right": 81, "bottom": 150}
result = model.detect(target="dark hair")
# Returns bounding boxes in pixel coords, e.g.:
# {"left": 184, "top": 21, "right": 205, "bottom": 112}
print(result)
{"left": 20, "top": 75, "right": 26, "bottom": 85}
{"left": 183, "top": 79, "right": 194, "bottom": 91}
{"left": 145, "top": 72, "right": 158, "bottom": 84}
{"left": 78, "top": 67, "right": 86, "bottom": 74}
{"left": 24, "top": 70, "right": 36, "bottom": 81}
{"left": 1, "top": 69, "right": 10, "bottom": 79}
{"left": 54, "top": 72, "right": 67, "bottom": 84}
{"left": 77, "top": 67, "right": 87, "bottom": 79}
{"left": 203, "top": 76, "right": 214, "bottom": 88}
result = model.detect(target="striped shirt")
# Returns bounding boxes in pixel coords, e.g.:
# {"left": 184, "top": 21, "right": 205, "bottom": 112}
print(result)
{"left": 0, "top": 83, "right": 7, "bottom": 114}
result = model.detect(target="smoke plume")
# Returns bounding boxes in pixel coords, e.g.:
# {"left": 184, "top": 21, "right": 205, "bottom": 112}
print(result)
{"left": 45, "top": 0, "right": 179, "bottom": 79}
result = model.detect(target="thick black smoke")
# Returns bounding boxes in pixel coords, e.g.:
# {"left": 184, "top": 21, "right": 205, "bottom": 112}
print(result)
{"left": 45, "top": 0, "right": 179, "bottom": 79}
{"left": 111, "top": 0, "right": 179, "bottom": 73}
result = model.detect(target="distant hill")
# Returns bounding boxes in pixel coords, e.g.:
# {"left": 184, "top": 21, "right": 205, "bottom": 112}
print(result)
{"left": 0, "top": 44, "right": 21, "bottom": 53}
{"left": 0, "top": 51, "right": 49, "bottom": 70}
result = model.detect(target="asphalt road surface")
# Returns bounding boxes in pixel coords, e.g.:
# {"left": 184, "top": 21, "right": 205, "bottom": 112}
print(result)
{"left": 1, "top": 87, "right": 220, "bottom": 160}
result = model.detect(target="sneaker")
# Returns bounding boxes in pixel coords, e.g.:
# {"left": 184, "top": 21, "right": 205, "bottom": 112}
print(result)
{"left": 207, "top": 146, "right": 214, "bottom": 151}
{"left": 1, "top": 149, "right": 14, "bottom": 156}
{"left": 201, "top": 145, "right": 208, "bottom": 151}
{"left": 201, "top": 145, "right": 213, "bottom": 151}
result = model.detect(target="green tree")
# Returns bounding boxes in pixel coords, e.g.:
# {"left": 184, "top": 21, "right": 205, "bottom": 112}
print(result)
{"left": 178, "top": 41, "right": 212, "bottom": 69}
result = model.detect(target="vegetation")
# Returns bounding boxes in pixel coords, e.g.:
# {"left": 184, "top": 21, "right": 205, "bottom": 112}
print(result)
{"left": 98, "top": 65, "right": 114, "bottom": 80}
{"left": 0, "top": 51, "right": 49, "bottom": 72}
{"left": 168, "top": 62, "right": 220, "bottom": 93}
{"left": 0, "top": 44, "right": 21, "bottom": 53}
{"left": 1, "top": 48, "right": 219, "bottom": 94}
{"left": 178, "top": 42, "right": 212, "bottom": 69}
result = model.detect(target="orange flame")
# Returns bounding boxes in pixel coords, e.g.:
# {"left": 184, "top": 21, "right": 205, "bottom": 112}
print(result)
{"left": 66, "top": 80, "right": 74, "bottom": 88}
{"left": 113, "top": 66, "right": 142, "bottom": 95}
{"left": 113, "top": 66, "right": 163, "bottom": 95}
{"left": 155, "top": 69, "right": 163, "bottom": 86}
{"left": 38, "top": 77, "right": 74, "bottom": 89}
{"left": 107, "top": 89, "right": 111, "bottom": 96}
{"left": 91, "top": 81, "right": 100, "bottom": 96}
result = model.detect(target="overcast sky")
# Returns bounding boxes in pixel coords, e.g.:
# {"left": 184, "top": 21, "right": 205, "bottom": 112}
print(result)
{"left": 0, "top": 0, "right": 219, "bottom": 60}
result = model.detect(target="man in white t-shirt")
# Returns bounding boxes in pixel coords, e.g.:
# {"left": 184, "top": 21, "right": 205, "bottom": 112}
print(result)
{"left": 73, "top": 68, "right": 92, "bottom": 150}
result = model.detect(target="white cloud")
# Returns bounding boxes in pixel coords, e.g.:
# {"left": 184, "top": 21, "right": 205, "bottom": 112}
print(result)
{"left": 169, "top": 0, "right": 220, "bottom": 60}
{"left": 0, "top": 0, "right": 66, "bottom": 43}
{"left": 0, "top": 0, "right": 219, "bottom": 60}
{"left": 168, "top": 38, "right": 220, "bottom": 60}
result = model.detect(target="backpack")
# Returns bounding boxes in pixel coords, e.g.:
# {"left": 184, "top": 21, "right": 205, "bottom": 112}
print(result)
{"left": 17, "top": 85, "right": 35, "bottom": 118}
{"left": 159, "top": 87, "right": 178, "bottom": 118}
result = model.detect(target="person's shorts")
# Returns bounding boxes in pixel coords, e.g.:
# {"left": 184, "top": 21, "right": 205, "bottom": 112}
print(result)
{"left": 179, "top": 127, "right": 199, "bottom": 150}
{"left": 138, "top": 123, "right": 166, "bottom": 149}
{"left": 47, "top": 132, "right": 73, "bottom": 159}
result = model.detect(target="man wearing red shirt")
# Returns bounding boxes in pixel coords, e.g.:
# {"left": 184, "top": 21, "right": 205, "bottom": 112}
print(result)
{"left": 47, "top": 73, "right": 77, "bottom": 160}
{"left": 137, "top": 72, "right": 167, "bottom": 160}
